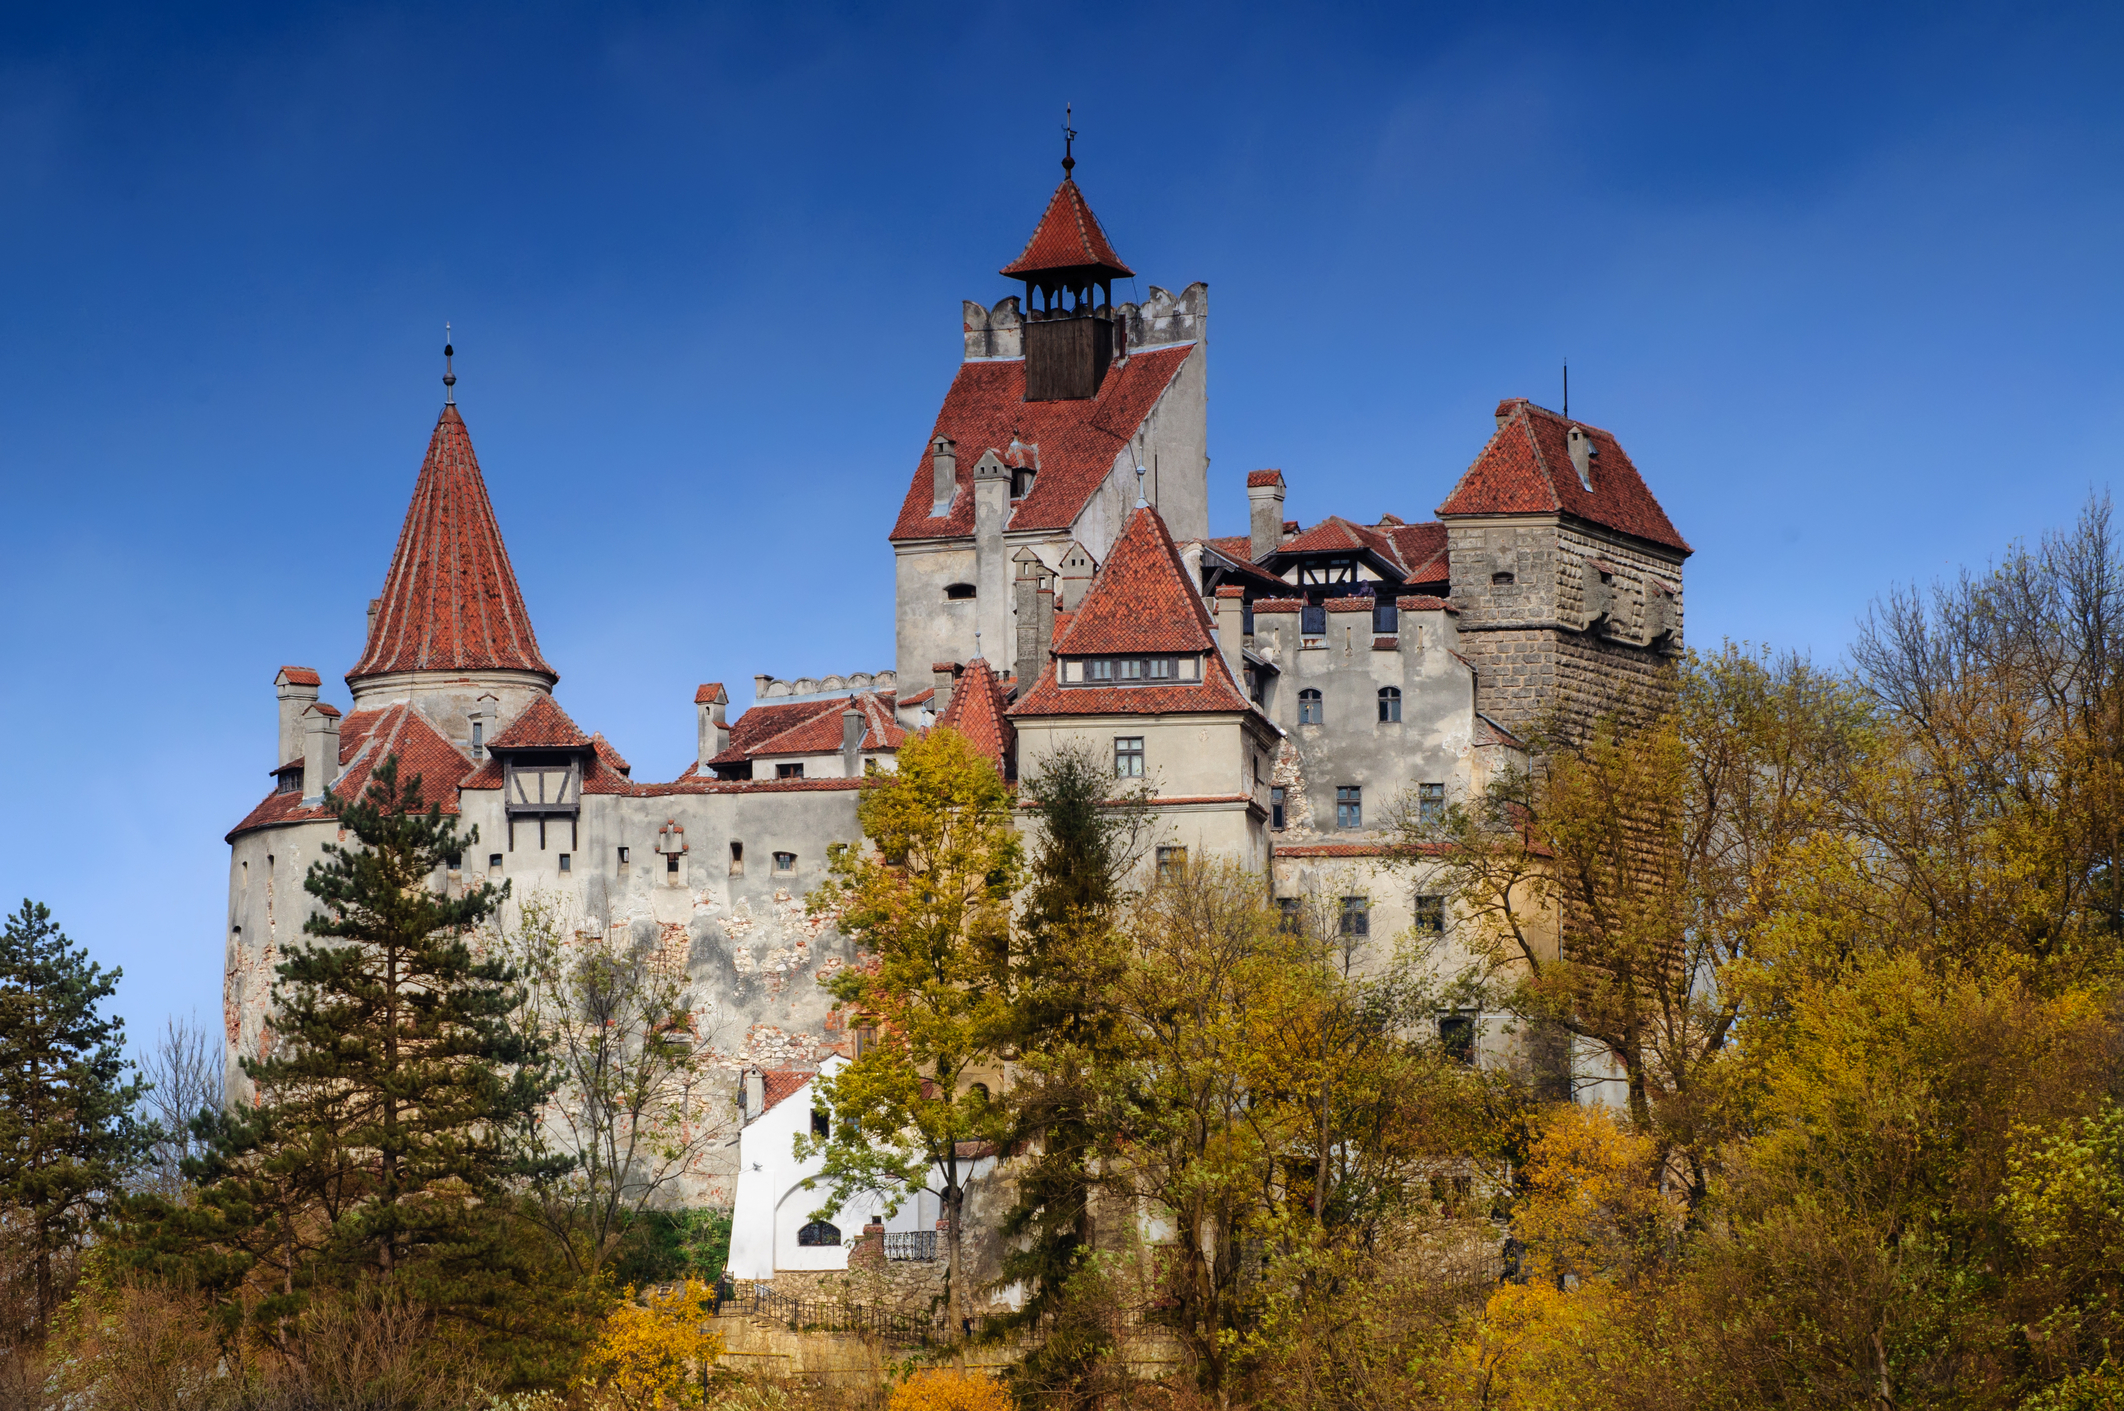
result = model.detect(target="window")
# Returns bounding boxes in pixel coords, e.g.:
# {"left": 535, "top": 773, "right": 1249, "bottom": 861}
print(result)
{"left": 1302, "top": 603, "right": 1326, "bottom": 635}
{"left": 1011, "top": 467, "right": 1036, "bottom": 498}
{"left": 1270, "top": 786, "right": 1286, "bottom": 830}
{"left": 1418, "top": 782, "right": 1445, "bottom": 824}
{"left": 774, "top": 851, "right": 797, "bottom": 874}
{"left": 776, "top": 762, "right": 804, "bottom": 779}
{"left": 1373, "top": 600, "right": 1398, "bottom": 633}
{"left": 1081, "top": 656, "right": 1181, "bottom": 684}
{"left": 1439, "top": 1014, "right": 1475, "bottom": 1064}
{"left": 797, "top": 1220, "right": 841, "bottom": 1248}
{"left": 1378, "top": 686, "right": 1402, "bottom": 723}
{"left": 617, "top": 846, "right": 630, "bottom": 865}
{"left": 275, "top": 768, "right": 300, "bottom": 795}
{"left": 1277, "top": 897, "right": 1302, "bottom": 933}
{"left": 1115, "top": 736, "right": 1145, "bottom": 778}
{"left": 445, "top": 852, "right": 461, "bottom": 870}
{"left": 854, "top": 1023, "right": 877, "bottom": 1058}
{"left": 1156, "top": 845, "right": 1187, "bottom": 881}
{"left": 945, "top": 583, "right": 976, "bottom": 600}
{"left": 558, "top": 853, "right": 572, "bottom": 873}
{"left": 812, "top": 1109, "right": 830, "bottom": 1139}
{"left": 1339, "top": 896, "right": 1370, "bottom": 937}
{"left": 1298, "top": 689, "right": 1323, "bottom": 724}
{"left": 471, "top": 720, "right": 484, "bottom": 759}
{"left": 666, "top": 853, "right": 680, "bottom": 875}
{"left": 1491, "top": 571, "right": 1515, "bottom": 586}
{"left": 1413, "top": 894, "right": 1445, "bottom": 934}
{"left": 729, "top": 841, "right": 744, "bottom": 876}
{"left": 489, "top": 854, "right": 503, "bottom": 871}
{"left": 1336, "top": 786, "right": 1362, "bottom": 829}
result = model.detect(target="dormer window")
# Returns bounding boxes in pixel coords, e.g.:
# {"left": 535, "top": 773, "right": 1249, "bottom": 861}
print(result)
{"left": 1011, "top": 467, "right": 1036, "bottom": 499}
{"left": 275, "top": 767, "right": 302, "bottom": 795}
{"left": 1061, "top": 656, "right": 1199, "bottom": 686}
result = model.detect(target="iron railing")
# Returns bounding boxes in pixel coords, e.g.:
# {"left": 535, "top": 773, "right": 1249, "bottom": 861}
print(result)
{"left": 884, "top": 1229, "right": 938, "bottom": 1262}
{"left": 744, "top": 1285, "right": 944, "bottom": 1344}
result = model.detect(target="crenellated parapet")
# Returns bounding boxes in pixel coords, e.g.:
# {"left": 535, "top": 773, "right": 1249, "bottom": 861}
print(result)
{"left": 752, "top": 671, "right": 899, "bottom": 702}
{"left": 960, "top": 282, "right": 1208, "bottom": 362}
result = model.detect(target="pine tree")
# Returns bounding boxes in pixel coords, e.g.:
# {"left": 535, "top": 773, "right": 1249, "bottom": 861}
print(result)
{"left": 0, "top": 899, "right": 145, "bottom": 1330}
{"left": 246, "top": 756, "right": 555, "bottom": 1311}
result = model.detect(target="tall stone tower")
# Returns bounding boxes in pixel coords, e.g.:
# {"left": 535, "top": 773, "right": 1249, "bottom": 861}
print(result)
{"left": 1436, "top": 398, "right": 1691, "bottom": 740}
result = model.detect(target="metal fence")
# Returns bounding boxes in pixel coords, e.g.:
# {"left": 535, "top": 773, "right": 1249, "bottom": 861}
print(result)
{"left": 743, "top": 1285, "right": 945, "bottom": 1345}
{"left": 884, "top": 1229, "right": 938, "bottom": 1262}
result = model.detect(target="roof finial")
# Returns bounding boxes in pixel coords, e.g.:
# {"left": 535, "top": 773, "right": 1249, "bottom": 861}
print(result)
{"left": 1061, "top": 104, "right": 1076, "bottom": 177}
{"left": 1135, "top": 462, "right": 1148, "bottom": 508}
{"left": 974, "top": 628, "right": 983, "bottom": 660}
{"left": 443, "top": 323, "right": 457, "bottom": 406}
{"left": 1562, "top": 356, "right": 1568, "bottom": 421}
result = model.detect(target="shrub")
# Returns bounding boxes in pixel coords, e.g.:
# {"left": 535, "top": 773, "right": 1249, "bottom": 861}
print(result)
{"left": 580, "top": 1280, "right": 724, "bottom": 1409}
{"left": 887, "top": 1367, "right": 1012, "bottom": 1411}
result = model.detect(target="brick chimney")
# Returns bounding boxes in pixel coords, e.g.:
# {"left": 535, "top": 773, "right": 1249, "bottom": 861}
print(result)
{"left": 275, "top": 666, "right": 321, "bottom": 767}
{"left": 1247, "top": 471, "right": 1286, "bottom": 562}
{"left": 299, "top": 702, "right": 342, "bottom": 806}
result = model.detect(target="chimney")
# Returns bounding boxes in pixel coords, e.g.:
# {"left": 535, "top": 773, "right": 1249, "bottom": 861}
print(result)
{"left": 740, "top": 1068, "right": 765, "bottom": 1123}
{"left": 973, "top": 450, "right": 1010, "bottom": 661}
{"left": 695, "top": 684, "right": 729, "bottom": 771}
{"left": 841, "top": 704, "right": 865, "bottom": 778}
{"left": 1035, "top": 580, "right": 1055, "bottom": 690}
{"left": 300, "top": 702, "right": 342, "bottom": 805}
{"left": 365, "top": 596, "right": 381, "bottom": 645}
{"left": 930, "top": 437, "right": 958, "bottom": 516}
{"left": 274, "top": 666, "right": 321, "bottom": 767}
{"left": 931, "top": 661, "right": 961, "bottom": 717}
{"left": 1247, "top": 471, "right": 1286, "bottom": 562}
{"left": 1057, "top": 541, "right": 1096, "bottom": 611}
{"left": 1012, "top": 550, "right": 1048, "bottom": 691}
{"left": 1567, "top": 426, "right": 1599, "bottom": 491}
{"left": 1214, "top": 587, "right": 1246, "bottom": 686}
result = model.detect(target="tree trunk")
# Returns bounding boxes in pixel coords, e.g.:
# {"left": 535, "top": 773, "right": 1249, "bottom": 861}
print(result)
{"left": 944, "top": 1180, "right": 966, "bottom": 1338}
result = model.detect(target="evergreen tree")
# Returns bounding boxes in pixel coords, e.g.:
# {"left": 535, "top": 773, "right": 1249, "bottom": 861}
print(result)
{"left": 250, "top": 756, "right": 555, "bottom": 1300}
{"left": 0, "top": 899, "right": 145, "bottom": 1330}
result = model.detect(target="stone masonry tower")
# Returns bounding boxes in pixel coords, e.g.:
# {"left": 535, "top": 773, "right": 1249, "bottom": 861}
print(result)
{"left": 1436, "top": 398, "right": 1691, "bottom": 740}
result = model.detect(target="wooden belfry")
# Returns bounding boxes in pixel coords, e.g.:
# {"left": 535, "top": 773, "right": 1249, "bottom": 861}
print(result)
{"left": 1003, "top": 111, "right": 1135, "bottom": 402}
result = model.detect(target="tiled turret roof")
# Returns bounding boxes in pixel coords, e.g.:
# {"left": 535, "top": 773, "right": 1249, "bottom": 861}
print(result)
{"left": 999, "top": 179, "right": 1134, "bottom": 282}
{"left": 1438, "top": 399, "right": 1690, "bottom": 554}
{"left": 935, "top": 658, "right": 1015, "bottom": 771}
{"left": 347, "top": 405, "right": 557, "bottom": 685}
{"left": 487, "top": 692, "right": 590, "bottom": 750}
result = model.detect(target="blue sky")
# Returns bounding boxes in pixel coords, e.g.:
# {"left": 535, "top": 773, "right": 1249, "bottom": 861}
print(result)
{"left": 4, "top": 0, "right": 2121, "bottom": 1045}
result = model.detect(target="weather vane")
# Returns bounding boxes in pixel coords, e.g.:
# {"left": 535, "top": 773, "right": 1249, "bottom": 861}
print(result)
{"left": 1062, "top": 104, "right": 1076, "bottom": 176}
{"left": 443, "top": 323, "right": 456, "bottom": 406}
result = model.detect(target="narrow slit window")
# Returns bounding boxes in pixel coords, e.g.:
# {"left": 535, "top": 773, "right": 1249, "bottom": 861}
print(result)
{"left": 773, "top": 851, "right": 797, "bottom": 874}
{"left": 1270, "top": 786, "right": 1286, "bottom": 830}
{"left": 617, "top": 846, "right": 630, "bottom": 865}
{"left": 730, "top": 841, "right": 744, "bottom": 875}
{"left": 558, "top": 854, "right": 571, "bottom": 873}
{"left": 666, "top": 852, "right": 679, "bottom": 875}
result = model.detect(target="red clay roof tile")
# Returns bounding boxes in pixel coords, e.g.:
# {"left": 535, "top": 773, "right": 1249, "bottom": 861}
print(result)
{"left": 488, "top": 693, "right": 590, "bottom": 750}
{"left": 277, "top": 665, "right": 322, "bottom": 686}
{"left": 227, "top": 704, "right": 473, "bottom": 840}
{"left": 1437, "top": 399, "right": 1689, "bottom": 554}
{"left": 347, "top": 406, "right": 557, "bottom": 686}
{"left": 1246, "top": 469, "right": 1285, "bottom": 488}
{"left": 694, "top": 683, "right": 726, "bottom": 705}
{"left": 998, "top": 179, "right": 1134, "bottom": 281}
{"left": 1051, "top": 506, "right": 1218, "bottom": 656}
{"left": 935, "top": 658, "right": 1015, "bottom": 771}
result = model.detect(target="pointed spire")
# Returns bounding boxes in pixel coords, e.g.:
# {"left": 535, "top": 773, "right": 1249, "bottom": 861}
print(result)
{"left": 347, "top": 405, "right": 557, "bottom": 687}
{"left": 1061, "top": 103, "right": 1076, "bottom": 177}
{"left": 443, "top": 323, "right": 456, "bottom": 405}
{"left": 999, "top": 174, "right": 1134, "bottom": 283}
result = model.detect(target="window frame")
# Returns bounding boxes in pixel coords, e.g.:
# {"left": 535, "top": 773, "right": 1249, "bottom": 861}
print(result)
{"left": 1298, "top": 689, "right": 1323, "bottom": 725}
{"left": 1114, "top": 735, "right": 1145, "bottom": 778}
{"left": 1378, "top": 686, "right": 1402, "bottom": 723}
{"left": 775, "top": 762, "right": 805, "bottom": 780}
{"left": 1339, "top": 895, "right": 1370, "bottom": 937}
{"left": 773, "top": 851, "right": 797, "bottom": 875}
{"left": 1336, "top": 785, "right": 1363, "bottom": 829}
{"left": 1417, "top": 782, "right": 1446, "bottom": 824}
{"left": 1269, "top": 785, "right": 1286, "bottom": 830}
{"left": 1155, "top": 845, "right": 1188, "bottom": 881}
{"left": 1413, "top": 893, "right": 1446, "bottom": 935}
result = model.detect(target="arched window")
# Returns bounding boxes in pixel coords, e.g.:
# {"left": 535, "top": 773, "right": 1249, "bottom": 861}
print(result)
{"left": 1378, "top": 687, "right": 1402, "bottom": 723}
{"left": 797, "top": 1220, "right": 842, "bottom": 1247}
{"left": 1298, "top": 689, "right": 1323, "bottom": 725}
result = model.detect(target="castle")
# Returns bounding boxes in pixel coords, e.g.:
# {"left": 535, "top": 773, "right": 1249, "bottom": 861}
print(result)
{"left": 222, "top": 153, "right": 1689, "bottom": 1278}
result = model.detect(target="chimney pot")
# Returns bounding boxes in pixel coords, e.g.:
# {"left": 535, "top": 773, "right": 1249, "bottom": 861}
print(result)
{"left": 931, "top": 437, "right": 958, "bottom": 516}
{"left": 274, "top": 667, "right": 321, "bottom": 768}
{"left": 1246, "top": 471, "right": 1287, "bottom": 562}
{"left": 300, "top": 704, "right": 341, "bottom": 805}
{"left": 841, "top": 704, "right": 866, "bottom": 778}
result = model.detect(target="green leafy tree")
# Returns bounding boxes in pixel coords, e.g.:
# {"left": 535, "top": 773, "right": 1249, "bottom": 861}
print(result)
{"left": 0, "top": 899, "right": 145, "bottom": 1330}
{"left": 799, "top": 727, "right": 1023, "bottom": 1333}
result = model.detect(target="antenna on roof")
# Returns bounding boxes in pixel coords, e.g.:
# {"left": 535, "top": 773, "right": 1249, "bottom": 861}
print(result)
{"left": 1562, "top": 357, "right": 1568, "bottom": 421}
{"left": 443, "top": 323, "right": 457, "bottom": 406}
{"left": 1062, "top": 104, "right": 1076, "bottom": 176}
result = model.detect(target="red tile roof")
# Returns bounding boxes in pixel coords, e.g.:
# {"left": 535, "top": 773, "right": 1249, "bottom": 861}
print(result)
{"left": 694, "top": 683, "right": 726, "bottom": 705}
{"left": 1012, "top": 506, "right": 1254, "bottom": 719}
{"left": 1253, "top": 598, "right": 1306, "bottom": 612}
{"left": 936, "top": 658, "right": 1015, "bottom": 771}
{"left": 309, "top": 701, "right": 342, "bottom": 718}
{"left": 227, "top": 703, "right": 473, "bottom": 840}
{"left": 888, "top": 347, "right": 1193, "bottom": 542}
{"left": 488, "top": 693, "right": 590, "bottom": 750}
{"left": 347, "top": 406, "right": 557, "bottom": 686}
{"left": 1396, "top": 595, "right": 1455, "bottom": 612}
{"left": 1246, "top": 469, "right": 1285, "bottom": 488}
{"left": 998, "top": 178, "right": 1134, "bottom": 281}
{"left": 1214, "top": 586, "right": 1245, "bottom": 599}
{"left": 589, "top": 732, "right": 631, "bottom": 776}
{"left": 1325, "top": 597, "right": 1373, "bottom": 613}
{"left": 277, "top": 665, "right": 322, "bottom": 686}
{"left": 1438, "top": 399, "right": 1690, "bottom": 554}
{"left": 1052, "top": 506, "right": 1218, "bottom": 656}
{"left": 1385, "top": 522, "right": 1450, "bottom": 582}
{"left": 709, "top": 693, "right": 907, "bottom": 765}
{"left": 760, "top": 1068, "right": 816, "bottom": 1115}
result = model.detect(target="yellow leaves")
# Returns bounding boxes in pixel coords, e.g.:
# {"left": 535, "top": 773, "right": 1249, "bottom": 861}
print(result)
{"left": 1456, "top": 1280, "right": 1637, "bottom": 1411}
{"left": 579, "top": 1280, "right": 724, "bottom": 1410}
{"left": 1514, "top": 1104, "right": 1682, "bottom": 1287}
{"left": 884, "top": 1367, "right": 1012, "bottom": 1411}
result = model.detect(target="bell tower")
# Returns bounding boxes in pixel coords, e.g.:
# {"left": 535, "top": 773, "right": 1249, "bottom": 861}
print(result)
{"left": 1000, "top": 117, "right": 1135, "bottom": 402}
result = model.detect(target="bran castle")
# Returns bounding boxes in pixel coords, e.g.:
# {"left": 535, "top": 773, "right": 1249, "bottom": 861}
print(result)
{"left": 222, "top": 156, "right": 1689, "bottom": 1282}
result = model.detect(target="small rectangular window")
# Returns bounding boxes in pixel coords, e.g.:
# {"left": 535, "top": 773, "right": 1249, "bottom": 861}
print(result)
{"left": 774, "top": 851, "right": 797, "bottom": 874}
{"left": 1120, "top": 658, "right": 1142, "bottom": 680}
{"left": 1419, "top": 782, "right": 1446, "bottom": 824}
{"left": 1115, "top": 736, "right": 1145, "bottom": 778}
{"left": 812, "top": 1109, "right": 830, "bottom": 1139}
{"left": 1147, "top": 656, "right": 1172, "bottom": 679}
{"left": 617, "top": 846, "right": 630, "bottom": 865}
{"left": 1270, "top": 786, "right": 1286, "bottom": 830}
{"left": 1156, "top": 845, "right": 1187, "bottom": 881}
{"left": 730, "top": 841, "right": 744, "bottom": 876}
{"left": 1413, "top": 895, "right": 1445, "bottom": 934}
{"left": 1091, "top": 659, "right": 1114, "bottom": 681}
{"left": 1298, "top": 689, "right": 1322, "bottom": 725}
{"left": 1378, "top": 687, "right": 1402, "bottom": 723}
{"left": 488, "top": 853, "right": 503, "bottom": 871}
{"left": 1339, "top": 896, "right": 1369, "bottom": 937}
{"left": 1440, "top": 1013, "right": 1475, "bottom": 1064}
{"left": 1373, "top": 601, "right": 1398, "bottom": 633}
{"left": 1336, "top": 786, "right": 1362, "bottom": 829}
{"left": 666, "top": 852, "right": 680, "bottom": 875}
{"left": 559, "top": 854, "right": 572, "bottom": 873}
{"left": 471, "top": 720, "right": 484, "bottom": 759}
{"left": 776, "top": 762, "right": 804, "bottom": 779}
{"left": 1302, "top": 603, "right": 1326, "bottom": 635}
{"left": 1276, "top": 897, "right": 1302, "bottom": 934}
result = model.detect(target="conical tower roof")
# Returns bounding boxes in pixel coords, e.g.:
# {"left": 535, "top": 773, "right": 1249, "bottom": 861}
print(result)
{"left": 1000, "top": 179, "right": 1134, "bottom": 283}
{"left": 347, "top": 405, "right": 556, "bottom": 686}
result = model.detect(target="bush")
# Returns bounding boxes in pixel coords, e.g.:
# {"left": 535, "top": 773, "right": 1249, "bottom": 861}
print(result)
{"left": 579, "top": 1280, "right": 724, "bottom": 1410}
{"left": 886, "top": 1368, "right": 1012, "bottom": 1411}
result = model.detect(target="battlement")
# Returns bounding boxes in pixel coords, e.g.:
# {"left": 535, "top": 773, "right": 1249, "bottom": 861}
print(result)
{"left": 752, "top": 671, "right": 898, "bottom": 703}
{"left": 962, "top": 282, "right": 1207, "bottom": 361}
